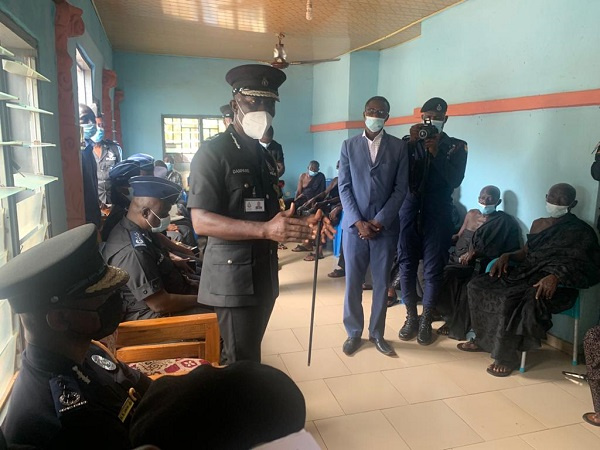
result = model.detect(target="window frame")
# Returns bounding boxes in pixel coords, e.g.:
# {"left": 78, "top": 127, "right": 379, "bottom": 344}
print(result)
{"left": 161, "top": 114, "right": 226, "bottom": 161}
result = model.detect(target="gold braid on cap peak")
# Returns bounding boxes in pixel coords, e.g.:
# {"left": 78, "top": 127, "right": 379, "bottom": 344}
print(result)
{"left": 233, "top": 87, "right": 279, "bottom": 101}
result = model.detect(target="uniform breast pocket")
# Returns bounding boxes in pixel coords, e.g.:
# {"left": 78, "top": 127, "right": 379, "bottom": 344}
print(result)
{"left": 208, "top": 243, "right": 254, "bottom": 296}
{"left": 229, "top": 176, "right": 255, "bottom": 211}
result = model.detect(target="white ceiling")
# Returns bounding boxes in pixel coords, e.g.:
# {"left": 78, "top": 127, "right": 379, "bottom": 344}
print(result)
{"left": 93, "top": 0, "right": 464, "bottom": 62}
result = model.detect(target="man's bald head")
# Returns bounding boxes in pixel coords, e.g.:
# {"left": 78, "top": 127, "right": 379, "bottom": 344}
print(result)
{"left": 547, "top": 183, "right": 577, "bottom": 207}
{"left": 478, "top": 185, "right": 501, "bottom": 206}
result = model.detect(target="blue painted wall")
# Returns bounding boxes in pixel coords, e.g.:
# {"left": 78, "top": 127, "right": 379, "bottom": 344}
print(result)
{"left": 114, "top": 51, "right": 313, "bottom": 191}
{"left": 313, "top": 0, "right": 600, "bottom": 344}
{"left": 0, "top": 0, "right": 113, "bottom": 234}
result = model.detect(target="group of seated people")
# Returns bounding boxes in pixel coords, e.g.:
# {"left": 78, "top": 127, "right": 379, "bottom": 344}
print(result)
{"left": 435, "top": 183, "right": 600, "bottom": 377}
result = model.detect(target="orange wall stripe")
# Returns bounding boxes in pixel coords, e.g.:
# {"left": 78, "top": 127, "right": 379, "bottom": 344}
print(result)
{"left": 311, "top": 88, "right": 600, "bottom": 133}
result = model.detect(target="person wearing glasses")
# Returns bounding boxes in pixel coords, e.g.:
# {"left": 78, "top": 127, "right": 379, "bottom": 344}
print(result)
{"left": 339, "top": 96, "right": 409, "bottom": 357}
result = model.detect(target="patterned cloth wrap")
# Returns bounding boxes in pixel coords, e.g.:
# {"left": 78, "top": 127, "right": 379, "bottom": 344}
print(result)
{"left": 129, "top": 358, "right": 212, "bottom": 376}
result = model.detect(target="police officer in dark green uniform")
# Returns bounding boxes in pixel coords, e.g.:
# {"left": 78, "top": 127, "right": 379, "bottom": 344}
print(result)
{"left": 103, "top": 176, "right": 212, "bottom": 321}
{"left": 0, "top": 224, "right": 151, "bottom": 449}
{"left": 189, "top": 64, "right": 331, "bottom": 364}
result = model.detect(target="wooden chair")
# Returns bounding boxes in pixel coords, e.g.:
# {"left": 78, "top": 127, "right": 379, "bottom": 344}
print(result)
{"left": 114, "top": 313, "right": 220, "bottom": 379}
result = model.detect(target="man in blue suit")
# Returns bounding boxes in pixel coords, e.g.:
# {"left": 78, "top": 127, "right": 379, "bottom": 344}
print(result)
{"left": 339, "top": 96, "right": 409, "bottom": 357}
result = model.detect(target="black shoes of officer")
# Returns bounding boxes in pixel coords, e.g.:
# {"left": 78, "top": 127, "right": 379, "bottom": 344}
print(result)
{"left": 417, "top": 308, "right": 435, "bottom": 346}
{"left": 342, "top": 337, "right": 362, "bottom": 356}
{"left": 398, "top": 307, "right": 419, "bottom": 341}
{"left": 369, "top": 337, "right": 396, "bottom": 357}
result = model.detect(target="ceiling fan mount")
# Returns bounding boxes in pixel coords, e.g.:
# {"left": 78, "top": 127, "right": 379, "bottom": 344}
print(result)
{"left": 262, "top": 32, "right": 339, "bottom": 70}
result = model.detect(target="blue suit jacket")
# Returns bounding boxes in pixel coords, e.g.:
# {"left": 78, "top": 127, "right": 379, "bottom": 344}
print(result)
{"left": 339, "top": 130, "right": 409, "bottom": 236}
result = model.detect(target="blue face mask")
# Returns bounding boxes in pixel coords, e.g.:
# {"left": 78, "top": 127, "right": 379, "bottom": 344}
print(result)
{"left": 478, "top": 203, "right": 496, "bottom": 215}
{"left": 92, "top": 127, "right": 105, "bottom": 143}
{"left": 365, "top": 116, "right": 385, "bottom": 133}
{"left": 165, "top": 163, "right": 173, "bottom": 172}
{"left": 308, "top": 170, "right": 318, "bottom": 177}
{"left": 82, "top": 123, "right": 97, "bottom": 140}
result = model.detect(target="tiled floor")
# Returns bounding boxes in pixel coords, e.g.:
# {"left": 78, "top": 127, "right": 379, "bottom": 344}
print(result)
{"left": 263, "top": 248, "right": 598, "bottom": 450}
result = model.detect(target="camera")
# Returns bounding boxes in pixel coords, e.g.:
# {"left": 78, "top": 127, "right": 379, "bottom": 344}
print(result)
{"left": 418, "top": 117, "right": 438, "bottom": 140}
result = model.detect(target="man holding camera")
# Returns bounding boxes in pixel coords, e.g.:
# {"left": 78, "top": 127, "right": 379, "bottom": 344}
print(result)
{"left": 397, "top": 97, "right": 468, "bottom": 346}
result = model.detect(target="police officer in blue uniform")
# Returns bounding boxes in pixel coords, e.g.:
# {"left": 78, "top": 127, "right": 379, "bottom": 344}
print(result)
{"left": 103, "top": 176, "right": 211, "bottom": 321}
{"left": 398, "top": 97, "right": 468, "bottom": 345}
{"left": 0, "top": 224, "right": 151, "bottom": 449}
{"left": 189, "top": 64, "right": 331, "bottom": 364}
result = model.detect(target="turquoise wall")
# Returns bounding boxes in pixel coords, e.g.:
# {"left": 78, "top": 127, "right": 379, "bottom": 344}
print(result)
{"left": 0, "top": 0, "right": 113, "bottom": 234}
{"left": 113, "top": 51, "right": 314, "bottom": 190}
{"left": 313, "top": 0, "right": 600, "bottom": 344}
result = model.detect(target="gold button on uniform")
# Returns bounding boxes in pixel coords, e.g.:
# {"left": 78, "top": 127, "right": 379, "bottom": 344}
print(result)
{"left": 244, "top": 183, "right": 249, "bottom": 188}
{"left": 227, "top": 259, "right": 233, "bottom": 264}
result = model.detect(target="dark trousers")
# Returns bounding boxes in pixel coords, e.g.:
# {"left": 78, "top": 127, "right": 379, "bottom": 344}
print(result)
{"left": 342, "top": 231, "right": 396, "bottom": 339}
{"left": 215, "top": 297, "right": 276, "bottom": 365}
{"left": 399, "top": 211, "right": 453, "bottom": 309}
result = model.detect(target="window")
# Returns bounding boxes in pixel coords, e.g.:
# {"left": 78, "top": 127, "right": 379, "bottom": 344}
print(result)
{"left": 162, "top": 115, "right": 226, "bottom": 162}
{"left": 76, "top": 48, "right": 93, "bottom": 107}
{"left": 0, "top": 20, "right": 54, "bottom": 420}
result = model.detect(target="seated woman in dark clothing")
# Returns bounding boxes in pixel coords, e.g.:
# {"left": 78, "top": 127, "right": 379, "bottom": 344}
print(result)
{"left": 436, "top": 185, "right": 521, "bottom": 339}
{"left": 458, "top": 184, "right": 600, "bottom": 377}
{"left": 583, "top": 325, "right": 600, "bottom": 426}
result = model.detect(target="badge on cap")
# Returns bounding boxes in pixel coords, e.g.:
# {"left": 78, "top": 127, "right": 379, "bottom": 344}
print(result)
{"left": 92, "top": 353, "right": 118, "bottom": 371}
{"left": 436, "top": 104, "right": 442, "bottom": 111}
{"left": 262, "top": 76, "right": 269, "bottom": 87}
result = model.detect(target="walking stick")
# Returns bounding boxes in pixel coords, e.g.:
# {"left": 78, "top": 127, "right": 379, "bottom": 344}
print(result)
{"left": 307, "top": 218, "right": 324, "bottom": 366}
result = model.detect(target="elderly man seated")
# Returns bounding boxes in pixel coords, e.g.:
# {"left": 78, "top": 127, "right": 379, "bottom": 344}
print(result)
{"left": 103, "top": 176, "right": 212, "bottom": 321}
{"left": 458, "top": 183, "right": 600, "bottom": 377}
{"left": 436, "top": 185, "right": 521, "bottom": 340}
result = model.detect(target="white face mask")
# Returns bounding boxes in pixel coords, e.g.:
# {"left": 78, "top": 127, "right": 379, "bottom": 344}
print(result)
{"left": 146, "top": 209, "right": 171, "bottom": 233}
{"left": 430, "top": 119, "right": 445, "bottom": 133}
{"left": 545, "top": 202, "right": 569, "bottom": 218}
{"left": 478, "top": 203, "right": 496, "bottom": 215}
{"left": 258, "top": 141, "right": 270, "bottom": 149}
{"left": 365, "top": 116, "right": 385, "bottom": 133}
{"left": 235, "top": 99, "right": 273, "bottom": 140}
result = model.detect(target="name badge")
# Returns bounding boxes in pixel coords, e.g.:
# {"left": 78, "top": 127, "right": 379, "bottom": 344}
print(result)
{"left": 245, "top": 198, "right": 265, "bottom": 212}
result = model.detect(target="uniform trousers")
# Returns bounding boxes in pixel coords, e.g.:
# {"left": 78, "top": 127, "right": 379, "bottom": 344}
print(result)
{"left": 215, "top": 296, "right": 276, "bottom": 365}
{"left": 399, "top": 207, "right": 453, "bottom": 309}
{"left": 343, "top": 231, "right": 396, "bottom": 339}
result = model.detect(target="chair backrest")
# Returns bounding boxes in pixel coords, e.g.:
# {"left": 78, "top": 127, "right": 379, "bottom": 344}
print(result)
{"left": 115, "top": 313, "right": 220, "bottom": 366}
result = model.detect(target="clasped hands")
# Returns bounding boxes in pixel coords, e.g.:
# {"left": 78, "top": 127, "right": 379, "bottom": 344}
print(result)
{"left": 355, "top": 219, "right": 383, "bottom": 240}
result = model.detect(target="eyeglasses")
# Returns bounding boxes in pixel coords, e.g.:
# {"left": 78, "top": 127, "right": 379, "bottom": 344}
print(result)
{"left": 365, "top": 108, "right": 388, "bottom": 117}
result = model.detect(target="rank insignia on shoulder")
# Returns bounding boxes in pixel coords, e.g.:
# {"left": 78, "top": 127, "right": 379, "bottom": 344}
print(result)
{"left": 92, "top": 353, "right": 117, "bottom": 371}
{"left": 50, "top": 376, "right": 88, "bottom": 417}
{"left": 130, "top": 231, "right": 146, "bottom": 248}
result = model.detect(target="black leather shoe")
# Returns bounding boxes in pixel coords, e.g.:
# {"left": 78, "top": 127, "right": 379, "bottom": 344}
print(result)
{"left": 417, "top": 308, "right": 434, "bottom": 346}
{"left": 398, "top": 314, "right": 420, "bottom": 341}
{"left": 342, "top": 337, "right": 362, "bottom": 356}
{"left": 369, "top": 337, "right": 396, "bottom": 356}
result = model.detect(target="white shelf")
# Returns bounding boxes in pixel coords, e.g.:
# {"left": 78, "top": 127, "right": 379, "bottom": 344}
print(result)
{"left": 0, "top": 92, "right": 18, "bottom": 101}
{"left": 12, "top": 173, "right": 58, "bottom": 190}
{"left": 2, "top": 60, "right": 50, "bottom": 82}
{"left": 0, "top": 186, "right": 25, "bottom": 200}
{"left": 0, "top": 45, "right": 15, "bottom": 58}
{"left": 0, "top": 141, "right": 55, "bottom": 148}
{"left": 6, "top": 103, "right": 53, "bottom": 115}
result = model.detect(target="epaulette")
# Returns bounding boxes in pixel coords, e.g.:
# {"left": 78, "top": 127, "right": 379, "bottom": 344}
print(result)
{"left": 130, "top": 230, "right": 147, "bottom": 249}
{"left": 49, "top": 375, "right": 88, "bottom": 419}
